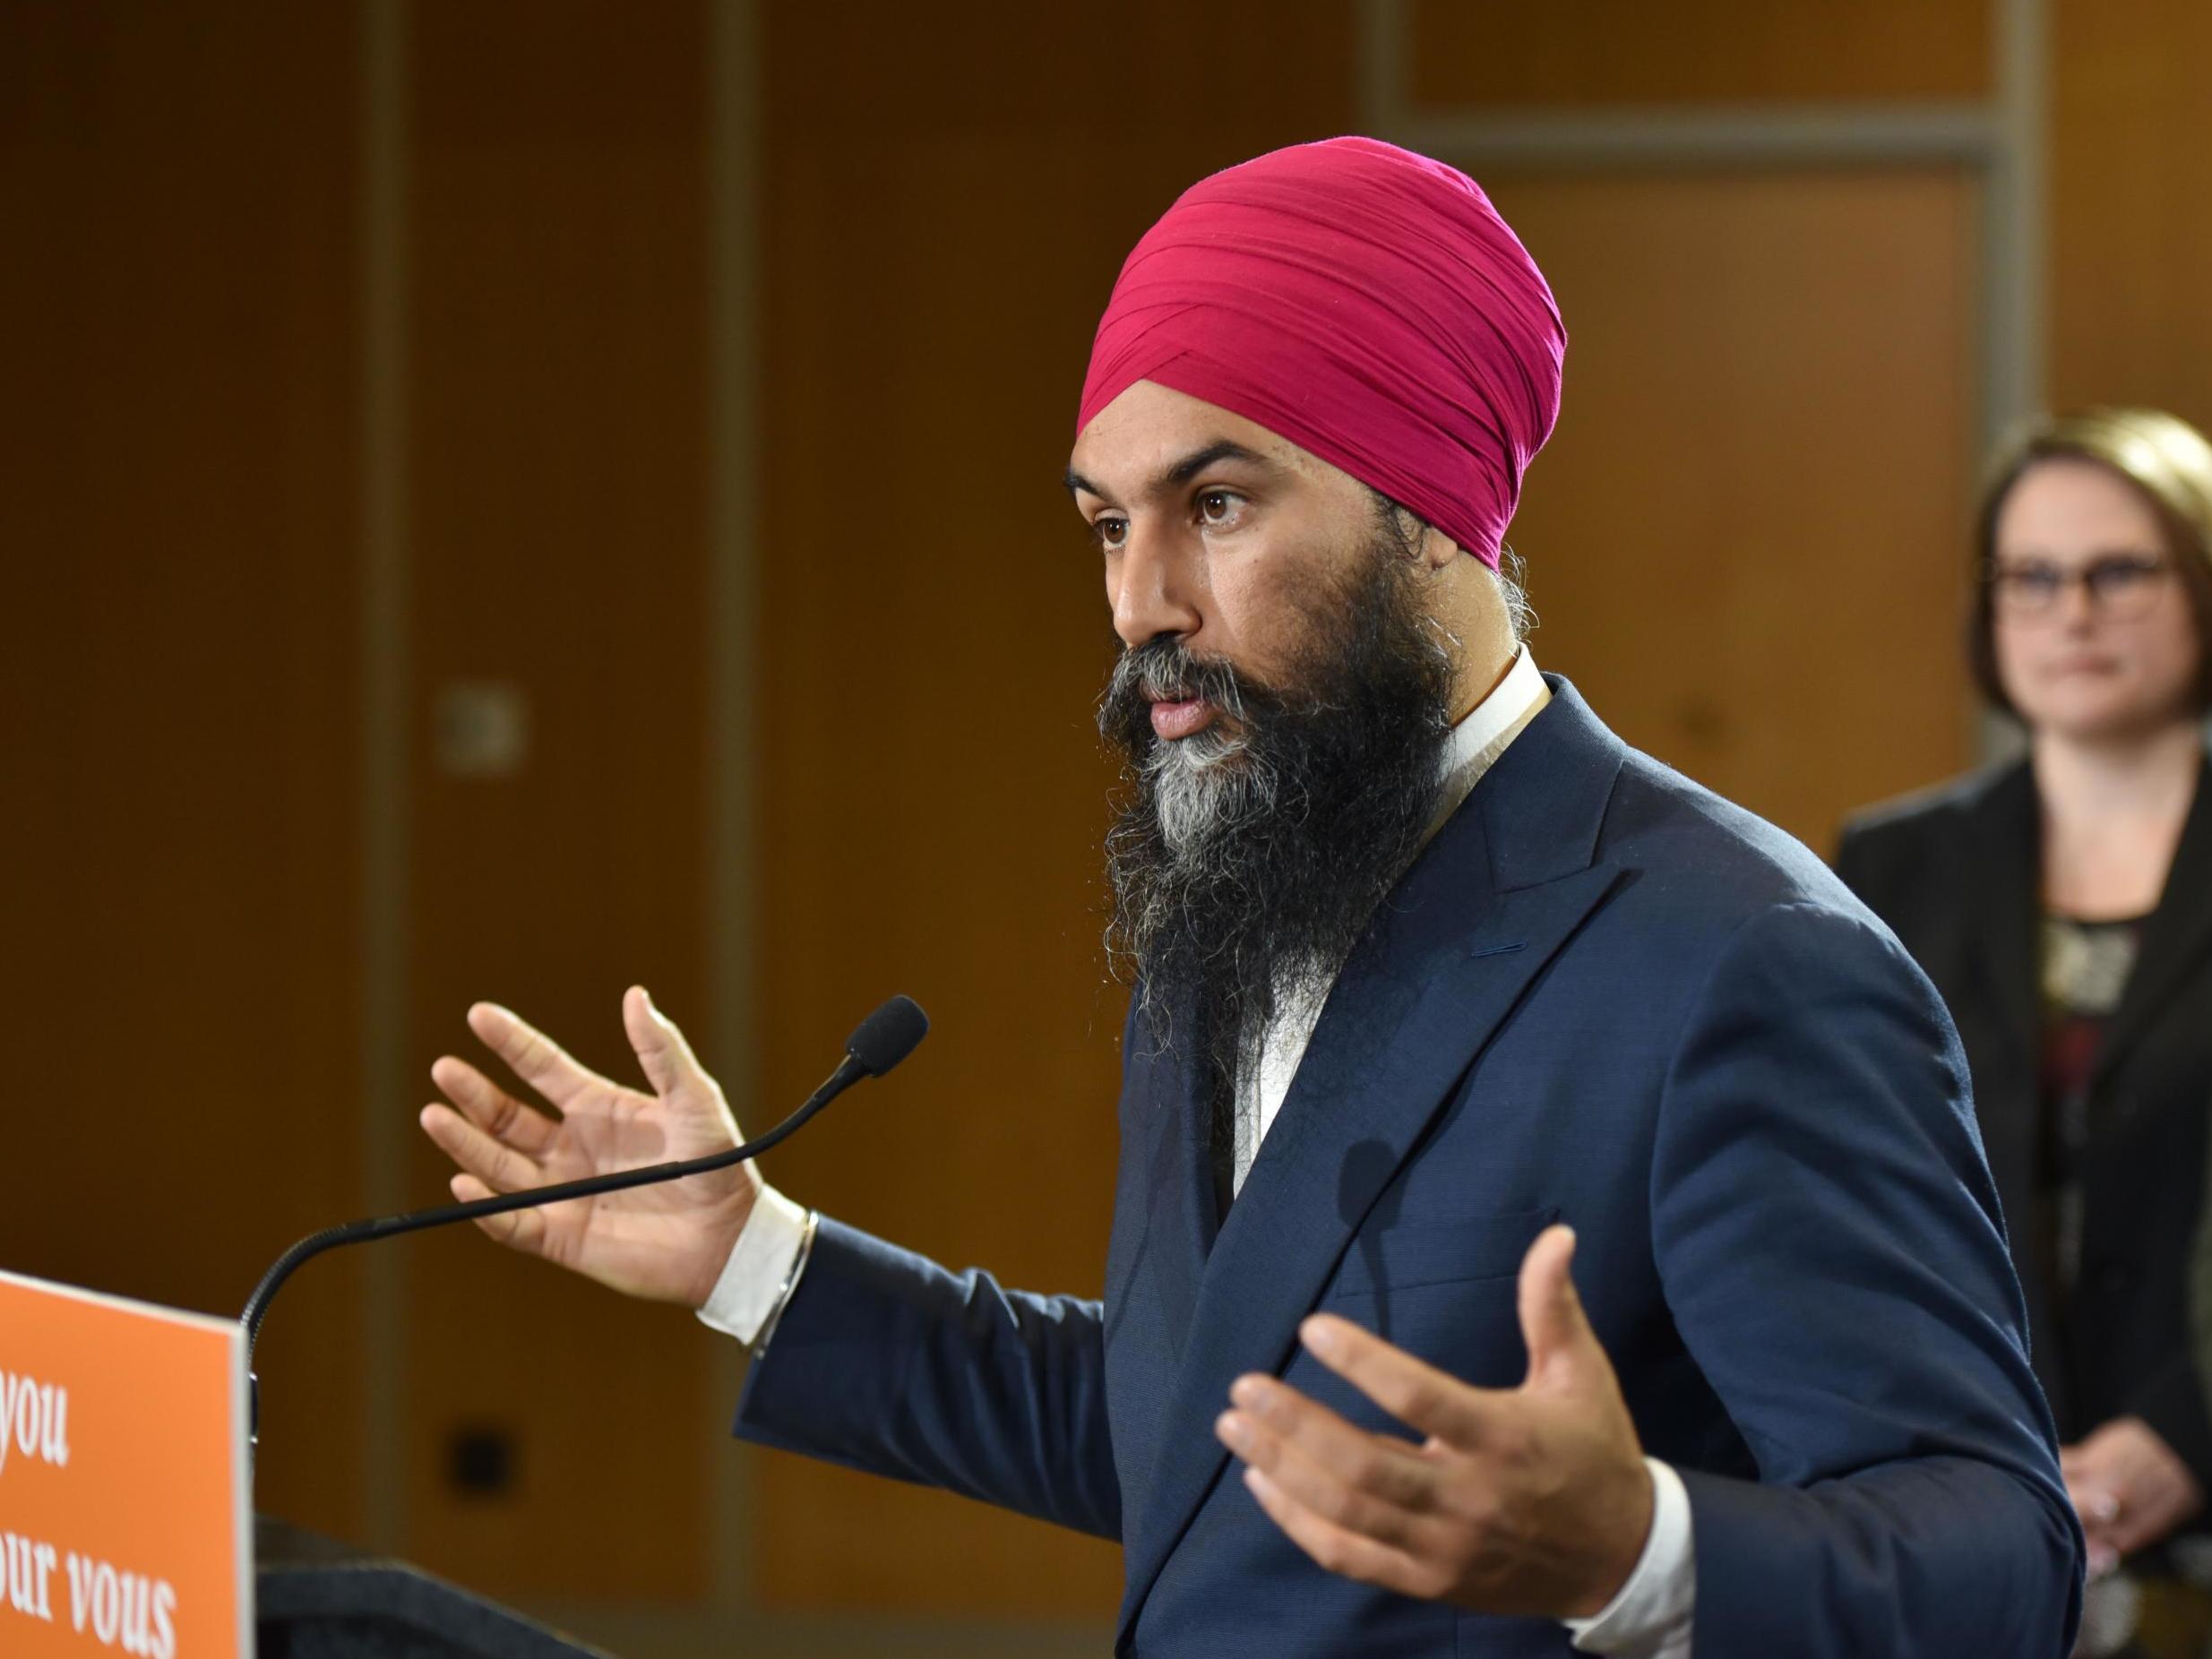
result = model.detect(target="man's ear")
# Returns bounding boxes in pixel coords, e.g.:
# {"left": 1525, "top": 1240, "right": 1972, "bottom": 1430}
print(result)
{"left": 1416, "top": 523, "right": 1464, "bottom": 572}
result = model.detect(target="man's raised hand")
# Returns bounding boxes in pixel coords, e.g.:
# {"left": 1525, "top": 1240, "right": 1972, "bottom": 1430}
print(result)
{"left": 1213, "top": 1225, "right": 1654, "bottom": 1620}
{"left": 418, "top": 986, "right": 757, "bottom": 1309}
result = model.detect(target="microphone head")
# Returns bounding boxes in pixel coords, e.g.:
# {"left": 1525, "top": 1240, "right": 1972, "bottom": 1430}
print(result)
{"left": 847, "top": 995, "right": 929, "bottom": 1077}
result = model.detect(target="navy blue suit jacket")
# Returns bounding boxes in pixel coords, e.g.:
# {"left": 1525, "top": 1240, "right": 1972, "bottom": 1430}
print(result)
{"left": 736, "top": 682, "right": 2084, "bottom": 1655}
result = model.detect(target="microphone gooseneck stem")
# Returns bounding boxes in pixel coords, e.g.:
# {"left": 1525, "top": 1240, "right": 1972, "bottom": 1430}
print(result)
{"left": 241, "top": 1052, "right": 864, "bottom": 1362}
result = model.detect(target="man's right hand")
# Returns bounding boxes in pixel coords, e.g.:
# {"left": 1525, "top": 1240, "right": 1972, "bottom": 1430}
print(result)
{"left": 419, "top": 986, "right": 757, "bottom": 1310}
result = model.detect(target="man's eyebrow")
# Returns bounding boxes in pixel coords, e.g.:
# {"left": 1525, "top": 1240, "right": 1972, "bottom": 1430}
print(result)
{"left": 1162, "top": 439, "right": 1275, "bottom": 486}
{"left": 1063, "top": 440, "right": 1281, "bottom": 504}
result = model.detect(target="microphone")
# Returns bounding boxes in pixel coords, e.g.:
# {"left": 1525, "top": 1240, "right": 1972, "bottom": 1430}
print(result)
{"left": 240, "top": 994, "right": 928, "bottom": 1362}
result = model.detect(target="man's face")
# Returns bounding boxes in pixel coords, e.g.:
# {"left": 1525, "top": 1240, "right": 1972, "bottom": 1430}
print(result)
{"left": 1072, "top": 382, "right": 1459, "bottom": 1094}
{"left": 1067, "top": 379, "right": 1387, "bottom": 742}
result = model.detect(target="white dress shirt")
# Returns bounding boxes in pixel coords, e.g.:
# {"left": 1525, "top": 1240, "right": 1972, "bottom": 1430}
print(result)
{"left": 700, "top": 647, "right": 1694, "bottom": 1655}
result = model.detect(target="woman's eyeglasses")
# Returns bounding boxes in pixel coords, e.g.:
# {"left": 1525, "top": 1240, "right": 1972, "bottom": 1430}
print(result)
{"left": 1985, "top": 553, "right": 2174, "bottom": 621}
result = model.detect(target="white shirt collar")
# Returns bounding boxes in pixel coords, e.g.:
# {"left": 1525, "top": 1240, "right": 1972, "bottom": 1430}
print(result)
{"left": 1434, "top": 644, "right": 1549, "bottom": 828}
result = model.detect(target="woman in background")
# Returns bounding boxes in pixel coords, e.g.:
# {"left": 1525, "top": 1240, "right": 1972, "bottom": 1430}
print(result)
{"left": 1837, "top": 408, "right": 2212, "bottom": 1650}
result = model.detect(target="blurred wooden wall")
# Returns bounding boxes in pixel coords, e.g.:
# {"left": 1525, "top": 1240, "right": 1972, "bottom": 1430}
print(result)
{"left": 2049, "top": 0, "right": 2212, "bottom": 424}
{"left": 396, "top": 0, "right": 717, "bottom": 1603}
{"left": 0, "top": 0, "right": 726, "bottom": 1613}
{"left": 1, "top": 0, "right": 372, "bottom": 1544}
{"left": 6, "top": 0, "right": 2205, "bottom": 1647}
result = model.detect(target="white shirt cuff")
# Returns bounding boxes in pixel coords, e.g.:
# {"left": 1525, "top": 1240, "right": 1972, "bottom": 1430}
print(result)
{"left": 1563, "top": 1457, "right": 1695, "bottom": 1657}
{"left": 694, "top": 1184, "right": 811, "bottom": 1346}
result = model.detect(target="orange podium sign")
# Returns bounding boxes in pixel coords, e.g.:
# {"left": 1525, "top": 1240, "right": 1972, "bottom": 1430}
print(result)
{"left": 0, "top": 1269, "right": 250, "bottom": 1659}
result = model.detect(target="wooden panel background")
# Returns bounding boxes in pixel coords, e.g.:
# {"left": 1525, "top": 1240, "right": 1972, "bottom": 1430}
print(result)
{"left": 0, "top": 2, "right": 367, "bottom": 1540}
{"left": 396, "top": 0, "right": 717, "bottom": 1603}
{"left": 21, "top": 0, "right": 2209, "bottom": 1639}
{"left": 1487, "top": 168, "right": 1979, "bottom": 847}
{"left": 2048, "top": 0, "right": 2212, "bottom": 425}
{"left": 1408, "top": 0, "right": 1991, "bottom": 110}
{"left": 0, "top": 0, "right": 725, "bottom": 1608}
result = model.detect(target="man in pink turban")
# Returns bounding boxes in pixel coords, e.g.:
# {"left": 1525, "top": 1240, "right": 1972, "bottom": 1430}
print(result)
{"left": 426, "top": 140, "right": 2081, "bottom": 1655}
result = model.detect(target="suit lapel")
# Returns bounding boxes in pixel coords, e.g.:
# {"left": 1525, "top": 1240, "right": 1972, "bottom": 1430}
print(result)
{"left": 1105, "top": 1001, "right": 1216, "bottom": 1361}
{"left": 1114, "top": 682, "right": 1627, "bottom": 1642}
{"left": 1963, "top": 761, "right": 2042, "bottom": 1062}
{"left": 2095, "top": 748, "right": 2212, "bottom": 1087}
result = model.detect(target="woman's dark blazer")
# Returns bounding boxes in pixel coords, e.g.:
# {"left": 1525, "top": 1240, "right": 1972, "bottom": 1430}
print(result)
{"left": 1835, "top": 746, "right": 2212, "bottom": 1483}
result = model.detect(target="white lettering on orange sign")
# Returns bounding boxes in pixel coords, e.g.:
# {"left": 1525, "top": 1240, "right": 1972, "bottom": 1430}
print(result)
{"left": 0, "top": 1369, "right": 72, "bottom": 1475}
{"left": 64, "top": 1552, "right": 177, "bottom": 1659}
{"left": 2, "top": 1530, "right": 60, "bottom": 1621}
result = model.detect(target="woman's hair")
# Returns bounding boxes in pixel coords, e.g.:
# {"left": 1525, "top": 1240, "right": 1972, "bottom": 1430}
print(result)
{"left": 1969, "top": 407, "right": 2212, "bottom": 715}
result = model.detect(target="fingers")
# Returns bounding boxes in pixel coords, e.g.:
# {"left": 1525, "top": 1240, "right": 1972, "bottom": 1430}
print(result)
{"left": 420, "top": 1102, "right": 548, "bottom": 1197}
{"left": 1239, "top": 1466, "right": 1442, "bottom": 1600}
{"left": 467, "top": 1001, "right": 608, "bottom": 1108}
{"left": 1516, "top": 1225, "right": 1593, "bottom": 1386}
{"left": 2066, "top": 1477, "right": 2119, "bottom": 1528}
{"left": 2061, "top": 1439, "right": 2132, "bottom": 1563}
{"left": 429, "top": 1056, "right": 559, "bottom": 1156}
{"left": 2098, "top": 1480, "right": 2183, "bottom": 1559}
{"left": 622, "top": 985, "right": 712, "bottom": 1103}
{"left": 2104, "top": 1516, "right": 2154, "bottom": 1560}
{"left": 1298, "top": 1313, "right": 1496, "bottom": 1448}
{"left": 1216, "top": 1375, "right": 1437, "bottom": 1549}
{"left": 448, "top": 1172, "right": 555, "bottom": 1257}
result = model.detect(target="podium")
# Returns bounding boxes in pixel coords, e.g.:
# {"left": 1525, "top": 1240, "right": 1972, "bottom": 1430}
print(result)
{"left": 0, "top": 1268, "right": 618, "bottom": 1659}
{"left": 256, "top": 1519, "right": 611, "bottom": 1658}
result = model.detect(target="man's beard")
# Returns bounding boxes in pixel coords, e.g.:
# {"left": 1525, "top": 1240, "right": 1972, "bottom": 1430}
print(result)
{"left": 1097, "top": 531, "right": 1458, "bottom": 1144}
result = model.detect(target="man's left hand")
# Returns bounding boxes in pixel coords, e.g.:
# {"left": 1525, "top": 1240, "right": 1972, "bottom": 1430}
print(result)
{"left": 1214, "top": 1224, "right": 1653, "bottom": 1620}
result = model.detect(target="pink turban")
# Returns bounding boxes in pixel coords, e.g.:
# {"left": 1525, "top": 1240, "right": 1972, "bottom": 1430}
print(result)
{"left": 1077, "top": 137, "right": 1565, "bottom": 571}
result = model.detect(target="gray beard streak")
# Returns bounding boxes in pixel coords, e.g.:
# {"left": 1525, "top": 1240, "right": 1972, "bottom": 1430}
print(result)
{"left": 1149, "top": 726, "right": 1269, "bottom": 861}
{"left": 1096, "top": 528, "right": 1458, "bottom": 1122}
{"left": 1119, "top": 736, "right": 1259, "bottom": 1058}
{"left": 1127, "top": 730, "right": 1330, "bottom": 1071}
